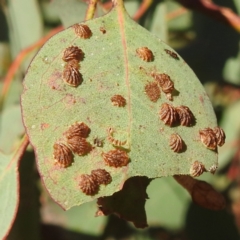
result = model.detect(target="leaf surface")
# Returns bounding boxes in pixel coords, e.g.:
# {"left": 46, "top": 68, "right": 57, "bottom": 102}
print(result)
{"left": 0, "top": 152, "right": 18, "bottom": 239}
{"left": 0, "top": 136, "right": 28, "bottom": 239}
{"left": 0, "top": 105, "right": 25, "bottom": 154}
{"left": 21, "top": 6, "right": 218, "bottom": 210}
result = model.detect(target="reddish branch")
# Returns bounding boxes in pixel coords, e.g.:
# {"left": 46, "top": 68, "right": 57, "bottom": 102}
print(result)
{"left": 133, "top": 0, "right": 153, "bottom": 21}
{"left": 176, "top": 0, "right": 240, "bottom": 32}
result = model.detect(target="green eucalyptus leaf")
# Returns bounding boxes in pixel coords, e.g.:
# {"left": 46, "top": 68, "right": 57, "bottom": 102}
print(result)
{"left": 21, "top": 5, "right": 218, "bottom": 211}
{"left": 0, "top": 152, "right": 19, "bottom": 239}
{"left": 0, "top": 105, "right": 25, "bottom": 154}
{"left": 146, "top": 177, "right": 190, "bottom": 229}
{"left": 41, "top": 197, "right": 106, "bottom": 236}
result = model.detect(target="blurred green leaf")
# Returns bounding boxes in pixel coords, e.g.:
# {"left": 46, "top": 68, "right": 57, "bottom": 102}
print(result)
{"left": 7, "top": 0, "right": 43, "bottom": 71}
{"left": 40, "top": 0, "right": 60, "bottom": 25}
{"left": 149, "top": 2, "right": 167, "bottom": 41}
{"left": 125, "top": 1, "right": 140, "bottom": 17}
{"left": 146, "top": 177, "right": 190, "bottom": 229}
{"left": 41, "top": 197, "right": 107, "bottom": 236}
{"left": 0, "top": 43, "right": 11, "bottom": 77}
{"left": 7, "top": 150, "right": 41, "bottom": 240}
{"left": 234, "top": 0, "right": 240, "bottom": 14}
{"left": 167, "top": 1, "right": 193, "bottom": 31}
{"left": 218, "top": 101, "right": 240, "bottom": 169}
{"left": 223, "top": 51, "right": 240, "bottom": 85}
{"left": 0, "top": 105, "right": 24, "bottom": 154}
{"left": 1, "top": 79, "right": 23, "bottom": 108}
{"left": 0, "top": 152, "right": 19, "bottom": 239}
{"left": 51, "top": 0, "right": 88, "bottom": 28}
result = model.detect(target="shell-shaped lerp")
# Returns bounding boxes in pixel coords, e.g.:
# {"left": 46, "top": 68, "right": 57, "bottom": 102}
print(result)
{"left": 67, "top": 136, "right": 91, "bottom": 155}
{"left": 62, "top": 46, "right": 84, "bottom": 62}
{"left": 62, "top": 64, "right": 82, "bottom": 87}
{"left": 79, "top": 174, "right": 99, "bottom": 195}
{"left": 176, "top": 105, "right": 194, "bottom": 126}
{"left": 67, "top": 59, "right": 80, "bottom": 69}
{"left": 153, "top": 73, "right": 174, "bottom": 100}
{"left": 190, "top": 161, "right": 206, "bottom": 177}
{"left": 159, "top": 103, "right": 178, "bottom": 126}
{"left": 64, "top": 122, "right": 90, "bottom": 139}
{"left": 111, "top": 94, "right": 126, "bottom": 107}
{"left": 136, "top": 47, "right": 154, "bottom": 62}
{"left": 144, "top": 81, "right": 160, "bottom": 102}
{"left": 102, "top": 149, "right": 129, "bottom": 168}
{"left": 155, "top": 73, "right": 174, "bottom": 93}
{"left": 199, "top": 128, "right": 217, "bottom": 150}
{"left": 213, "top": 127, "right": 225, "bottom": 146}
{"left": 53, "top": 142, "right": 73, "bottom": 168}
{"left": 169, "top": 133, "right": 184, "bottom": 153}
{"left": 73, "top": 24, "right": 92, "bottom": 39}
{"left": 91, "top": 169, "right": 112, "bottom": 185}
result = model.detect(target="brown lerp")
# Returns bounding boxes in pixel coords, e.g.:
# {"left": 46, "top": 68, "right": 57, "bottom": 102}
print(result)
{"left": 111, "top": 94, "right": 126, "bottom": 107}
{"left": 62, "top": 46, "right": 84, "bottom": 62}
{"left": 159, "top": 103, "right": 178, "bottom": 126}
{"left": 169, "top": 133, "right": 184, "bottom": 153}
{"left": 79, "top": 174, "right": 99, "bottom": 195}
{"left": 136, "top": 47, "right": 154, "bottom": 62}
{"left": 73, "top": 24, "right": 92, "bottom": 39}
{"left": 62, "top": 64, "right": 82, "bottom": 87}
{"left": 103, "top": 149, "right": 129, "bottom": 167}
{"left": 144, "top": 81, "right": 161, "bottom": 102}
{"left": 91, "top": 169, "right": 112, "bottom": 185}
{"left": 53, "top": 142, "right": 73, "bottom": 168}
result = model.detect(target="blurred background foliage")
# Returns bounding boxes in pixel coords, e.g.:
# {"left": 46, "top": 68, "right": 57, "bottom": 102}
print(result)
{"left": 1, "top": 0, "right": 240, "bottom": 239}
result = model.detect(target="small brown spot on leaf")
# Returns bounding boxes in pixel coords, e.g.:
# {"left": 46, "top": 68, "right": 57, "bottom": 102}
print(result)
{"left": 213, "top": 127, "right": 226, "bottom": 147}
{"left": 136, "top": 47, "right": 154, "bottom": 62}
{"left": 199, "top": 128, "right": 217, "bottom": 150}
{"left": 53, "top": 142, "right": 73, "bottom": 168}
{"left": 93, "top": 137, "right": 104, "bottom": 147}
{"left": 164, "top": 49, "right": 179, "bottom": 60}
{"left": 111, "top": 94, "right": 126, "bottom": 107}
{"left": 159, "top": 103, "right": 178, "bottom": 126}
{"left": 41, "top": 123, "right": 49, "bottom": 130}
{"left": 62, "top": 63, "right": 82, "bottom": 87}
{"left": 73, "top": 24, "right": 92, "bottom": 39}
{"left": 199, "top": 95, "right": 204, "bottom": 104}
{"left": 100, "top": 27, "right": 106, "bottom": 34}
{"left": 176, "top": 105, "right": 195, "bottom": 126}
{"left": 79, "top": 174, "right": 99, "bottom": 195}
{"left": 144, "top": 81, "right": 160, "bottom": 102}
{"left": 190, "top": 161, "right": 206, "bottom": 177}
{"left": 62, "top": 46, "right": 84, "bottom": 62}
{"left": 91, "top": 169, "right": 112, "bottom": 185}
{"left": 103, "top": 149, "right": 129, "bottom": 168}
{"left": 64, "top": 94, "right": 77, "bottom": 106}
{"left": 169, "top": 133, "right": 185, "bottom": 153}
